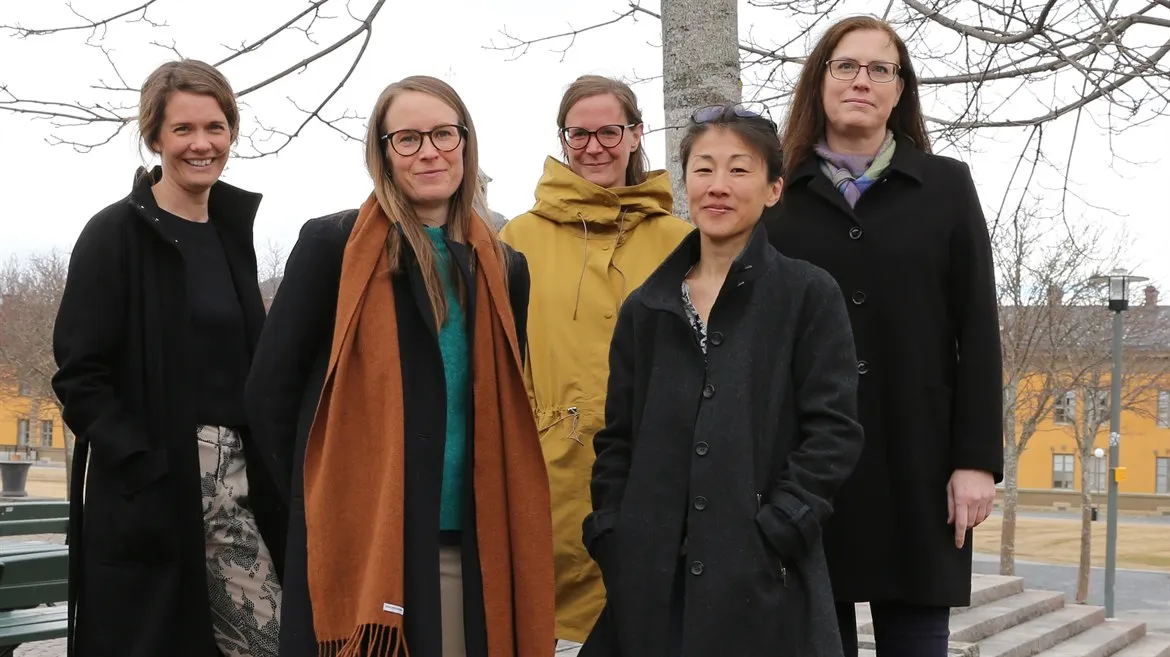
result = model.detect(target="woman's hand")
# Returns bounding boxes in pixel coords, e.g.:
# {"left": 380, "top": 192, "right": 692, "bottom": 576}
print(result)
{"left": 947, "top": 469, "right": 996, "bottom": 549}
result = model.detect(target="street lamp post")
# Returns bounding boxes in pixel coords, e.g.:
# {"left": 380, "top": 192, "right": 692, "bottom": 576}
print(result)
{"left": 1087, "top": 268, "right": 1147, "bottom": 618}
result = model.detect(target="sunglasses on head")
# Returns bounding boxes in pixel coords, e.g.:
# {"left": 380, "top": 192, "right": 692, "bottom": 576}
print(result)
{"left": 690, "top": 103, "right": 777, "bottom": 131}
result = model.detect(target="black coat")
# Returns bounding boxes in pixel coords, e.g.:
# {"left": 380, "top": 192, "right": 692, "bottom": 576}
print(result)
{"left": 762, "top": 137, "right": 1004, "bottom": 607}
{"left": 580, "top": 224, "right": 863, "bottom": 657}
{"left": 52, "top": 168, "right": 287, "bottom": 657}
{"left": 244, "top": 212, "right": 530, "bottom": 657}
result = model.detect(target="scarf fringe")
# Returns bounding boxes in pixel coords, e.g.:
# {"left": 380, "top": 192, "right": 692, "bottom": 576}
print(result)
{"left": 318, "top": 623, "right": 408, "bottom": 657}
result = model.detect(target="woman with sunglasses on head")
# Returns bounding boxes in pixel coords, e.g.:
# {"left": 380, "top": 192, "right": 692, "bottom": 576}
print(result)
{"left": 762, "top": 16, "right": 1003, "bottom": 657}
{"left": 246, "top": 75, "right": 553, "bottom": 657}
{"left": 499, "top": 74, "right": 692, "bottom": 655}
{"left": 580, "top": 104, "right": 863, "bottom": 657}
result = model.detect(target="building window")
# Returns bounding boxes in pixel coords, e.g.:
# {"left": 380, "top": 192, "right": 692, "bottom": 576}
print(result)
{"left": 40, "top": 420, "right": 53, "bottom": 448}
{"left": 1053, "top": 391, "right": 1076, "bottom": 424}
{"left": 1087, "top": 388, "right": 1110, "bottom": 425}
{"left": 1052, "top": 453, "right": 1076, "bottom": 489}
{"left": 17, "top": 381, "right": 31, "bottom": 397}
{"left": 1158, "top": 390, "right": 1169, "bottom": 428}
{"left": 1087, "top": 455, "right": 1107, "bottom": 494}
{"left": 1157, "top": 458, "right": 1170, "bottom": 495}
{"left": 16, "top": 419, "right": 30, "bottom": 446}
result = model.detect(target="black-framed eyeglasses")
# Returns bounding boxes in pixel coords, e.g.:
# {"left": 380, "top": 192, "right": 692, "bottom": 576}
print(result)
{"left": 825, "top": 59, "right": 901, "bottom": 84}
{"left": 690, "top": 103, "right": 777, "bottom": 131}
{"left": 380, "top": 124, "right": 468, "bottom": 156}
{"left": 560, "top": 123, "right": 638, "bottom": 150}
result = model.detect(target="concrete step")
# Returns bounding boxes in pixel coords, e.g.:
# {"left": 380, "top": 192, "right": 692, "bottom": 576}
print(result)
{"left": 950, "top": 590, "right": 1068, "bottom": 644}
{"left": 855, "top": 574, "right": 1027, "bottom": 633}
{"left": 977, "top": 604, "right": 1106, "bottom": 657}
{"left": 1031, "top": 620, "right": 1146, "bottom": 657}
{"left": 1111, "top": 633, "right": 1170, "bottom": 657}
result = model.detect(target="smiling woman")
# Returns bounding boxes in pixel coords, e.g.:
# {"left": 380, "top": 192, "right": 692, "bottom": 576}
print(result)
{"left": 579, "top": 104, "right": 864, "bottom": 657}
{"left": 245, "top": 74, "right": 552, "bottom": 657}
{"left": 52, "top": 59, "right": 286, "bottom": 657}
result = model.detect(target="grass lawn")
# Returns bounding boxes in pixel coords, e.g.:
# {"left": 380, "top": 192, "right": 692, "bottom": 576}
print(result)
{"left": 974, "top": 515, "right": 1170, "bottom": 572}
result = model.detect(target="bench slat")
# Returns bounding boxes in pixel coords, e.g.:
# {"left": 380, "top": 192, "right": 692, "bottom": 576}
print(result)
{"left": 0, "top": 502, "right": 69, "bottom": 523}
{"left": 0, "top": 616, "right": 68, "bottom": 647}
{"left": 0, "top": 606, "right": 66, "bottom": 629}
{"left": 0, "top": 519, "right": 68, "bottom": 537}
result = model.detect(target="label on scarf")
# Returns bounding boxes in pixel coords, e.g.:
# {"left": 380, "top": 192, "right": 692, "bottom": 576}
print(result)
{"left": 382, "top": 603, "right": 405, "bottom": 616}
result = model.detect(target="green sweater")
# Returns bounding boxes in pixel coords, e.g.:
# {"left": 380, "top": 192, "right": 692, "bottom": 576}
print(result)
{"left": 424, "top": 225, "right": 470, "bottom": 531}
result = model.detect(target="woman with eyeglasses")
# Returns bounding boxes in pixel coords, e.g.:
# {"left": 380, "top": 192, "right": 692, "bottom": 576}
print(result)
{"left": 579, "top": 104, "right": 863, "bottom": 657}
{"left": 246, "top": 75, "right": 553, "bottom": 657}
{"left": 762, "top": 17, "right": 1003, "bottom": 657}
{"left": 499, "top": 74, "right": 692, "bottom": 655}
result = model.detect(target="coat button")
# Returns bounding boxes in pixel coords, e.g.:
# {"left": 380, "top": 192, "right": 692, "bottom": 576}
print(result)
{"left": 689, "top": 561, "right": 705, "bottom": 576}
{"left": 693, "top": 496, "right": 708, "bottom": 511}
{"left": 851, "top": 291, "right": 867, "bottom": 305}
{"left": 849, "top": 226, "right": 863, "bottom": 240}
{"left": 857, "top": 360, "right": 870, "bottom": 375}
{"left": 702, "top": 383, "right": 715, "bottom": 399}
{"left": 695, "top": 441, "right": 709, "bottom": 456}
{"left": 709, "top": 331, "right": 724, "bottom": 346}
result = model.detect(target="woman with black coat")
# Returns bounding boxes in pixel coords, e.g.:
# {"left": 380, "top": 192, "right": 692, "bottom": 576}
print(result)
{"left": 244, "top": 75, "right": 553, "bottom": 657}
{"left": 52, "top": 60, "right": 285, "bottom": 657}
{"left": 762, "top": 16, "right": 1004, "bottom": 657}
{"left": 580, "top": 104, "right": 864, "bottom": 657}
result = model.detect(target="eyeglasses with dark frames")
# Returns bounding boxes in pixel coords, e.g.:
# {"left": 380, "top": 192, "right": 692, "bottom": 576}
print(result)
{"left": 690, "top": 104, "right": 778, "bottom": 131}
{"left": 825, "top": 59, "right": 901, "bottom": 84}
{"left": 560, "top": 123, "right": 638, "bottom": 150}
{"left": 380, "top": 124, "right": 468, "bottom": 157}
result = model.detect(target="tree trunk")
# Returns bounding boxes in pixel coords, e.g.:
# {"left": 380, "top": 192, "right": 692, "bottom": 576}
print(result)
{"left": 1075, "top": 446, "right": 1094, "bottom": 603}
{"left": 661, "top": 0, "right": 740, "bottom": 221}
{"left": 999, "top": 382, "right": 1019, "bottom": 576}
{"left": 1000, "top": 430, "right": 1020, "bottom": 576}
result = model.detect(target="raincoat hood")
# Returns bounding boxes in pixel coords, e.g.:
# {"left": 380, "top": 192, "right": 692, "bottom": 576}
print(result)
{"left": 528, "top": 157, "right": 675, "bottom": 231}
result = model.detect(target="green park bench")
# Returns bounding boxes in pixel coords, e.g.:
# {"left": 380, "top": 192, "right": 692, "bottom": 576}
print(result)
{"left": 0, "top": 502, "right": 70, "bottom": 655}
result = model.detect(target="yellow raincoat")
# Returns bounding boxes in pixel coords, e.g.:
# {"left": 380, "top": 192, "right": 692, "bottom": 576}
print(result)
{"left": 500, "top": 157, "right": 693, "bottom": 641}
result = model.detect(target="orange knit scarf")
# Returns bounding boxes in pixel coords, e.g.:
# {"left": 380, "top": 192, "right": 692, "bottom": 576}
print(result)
{"left": 303, "top": 193, "right": 554, "bottom": 656}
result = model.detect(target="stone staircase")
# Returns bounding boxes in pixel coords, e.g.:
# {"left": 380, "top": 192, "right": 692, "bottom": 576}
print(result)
{"left": 856, "top": 574, "right": 1170, "bottom": 657}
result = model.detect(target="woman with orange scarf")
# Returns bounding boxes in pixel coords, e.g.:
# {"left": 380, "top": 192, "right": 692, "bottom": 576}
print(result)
{"left": 245, "top": 75, "right": 554, "bottom": 657}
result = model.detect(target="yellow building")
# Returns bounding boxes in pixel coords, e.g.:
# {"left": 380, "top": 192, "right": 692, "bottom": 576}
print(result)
{"left": 0, "top": 378, "right": 67, "bottom": 462}
{"left": 1010, "top": 289, "right": 1170, "bottom": 502}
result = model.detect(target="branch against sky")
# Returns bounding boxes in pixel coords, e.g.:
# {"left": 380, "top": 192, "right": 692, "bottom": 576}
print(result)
{"left": 0, "top": 0, "right": 389, "bottom": 157}
{"left": 487, "top": 0, "right": 1170, "bottom": 151}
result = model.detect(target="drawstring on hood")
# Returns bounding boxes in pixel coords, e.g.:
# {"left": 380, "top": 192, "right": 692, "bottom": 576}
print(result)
{"left": 527, "top": 157, "right": 674, "bottom": 320}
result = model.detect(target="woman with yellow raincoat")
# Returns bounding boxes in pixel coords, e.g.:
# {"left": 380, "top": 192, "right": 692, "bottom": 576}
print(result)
{"left": 500, "top": 75, "right": 693, "bottom": 654}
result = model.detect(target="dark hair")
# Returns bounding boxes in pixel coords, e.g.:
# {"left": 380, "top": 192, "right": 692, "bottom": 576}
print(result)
{"left": 679, "top": 105, "right": 784, "bottom": 183}
{"left": 782, "top": 16, "right": 929, "bottom": 174}
{"left": 139, "top": 59, "right": 239, "bottom": 154}
{"left": 557, "top": 75, "right": 649, "bottom": 186}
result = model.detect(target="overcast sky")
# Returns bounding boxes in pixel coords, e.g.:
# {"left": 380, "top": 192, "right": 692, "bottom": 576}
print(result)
{"left": 2, "top": 0, "right": 1167, "bottom": 294}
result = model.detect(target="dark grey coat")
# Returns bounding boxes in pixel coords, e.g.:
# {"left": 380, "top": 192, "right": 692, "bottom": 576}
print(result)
{"left": 580, "top": 223, "right": 863, "bottom": 657}
{"left": 244, "top": 212, "right": 530, "bottom": 657}
{"left": 762, "top": 137, "right": 1004, "bottom": 607}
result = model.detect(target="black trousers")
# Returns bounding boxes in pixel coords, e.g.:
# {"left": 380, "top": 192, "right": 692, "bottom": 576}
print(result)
{"left": 836, "top": 600, "right": 951, "bottom": 657}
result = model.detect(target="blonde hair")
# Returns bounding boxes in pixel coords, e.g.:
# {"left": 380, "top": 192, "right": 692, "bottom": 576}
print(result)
{"left": 556, "top": 75, "right": 649, "bottom": 187}
{"left": 138, "top": 59, "right": 239, "bottom": 155}
{"left": 364, "top": 75, "right": 501, "bottom": 327}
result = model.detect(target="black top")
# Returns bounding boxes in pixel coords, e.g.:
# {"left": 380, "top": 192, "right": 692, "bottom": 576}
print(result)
{"left": 158, "top": 208, "right": 250, "bottom": 428}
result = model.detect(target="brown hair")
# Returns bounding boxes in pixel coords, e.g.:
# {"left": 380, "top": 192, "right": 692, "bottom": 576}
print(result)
{"left": 365, "top": 75, "right": 501, "bottom": 328}
{"left": 556, "top": 75, "right": 649, "bottom": 187}
{"left": 138, "top": 59, "right": 239, "bottom": 154}
{"left": 782, "top": 16, "right": 929, "bottom": 175}
{"left": 680, "top": 106, "right": 784, "bottom": 184}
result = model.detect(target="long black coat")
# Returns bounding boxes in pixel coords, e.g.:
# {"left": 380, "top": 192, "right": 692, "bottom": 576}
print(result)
{"left": 52, "top": 168, "right": 287, "bottom": 657}
{"left": 244, "top": 212, "right": 530, "bottom": 657}
{"left": 580, "top": 224, "right": 864, "bottom": 657}
{"left": 762, "top": 137, "right": 1004, "bottom": 607}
